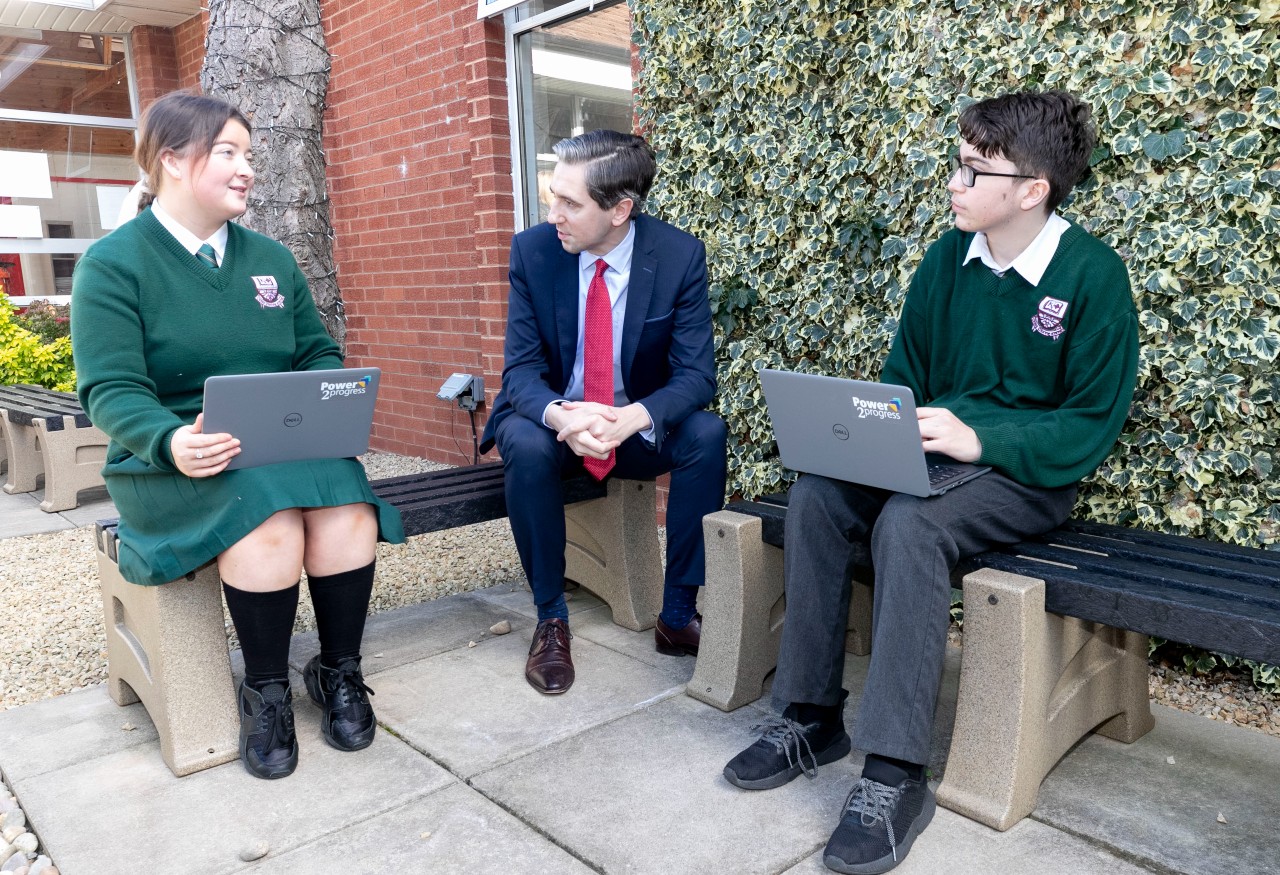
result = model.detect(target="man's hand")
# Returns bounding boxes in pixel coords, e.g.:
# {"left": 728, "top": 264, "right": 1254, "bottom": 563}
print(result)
{"left": 170, "top": 413, "right": 240, "bottom": 477}
{"left": 917, "top": 407, "right": 982, "bottom": 463}
{"left": 549, "top": 401, "right": 652, "bottom": 459}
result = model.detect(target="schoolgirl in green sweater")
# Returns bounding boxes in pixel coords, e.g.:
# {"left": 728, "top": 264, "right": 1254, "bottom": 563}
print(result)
{"left": 72, "top": 92, "right": 405, "bottom": 780}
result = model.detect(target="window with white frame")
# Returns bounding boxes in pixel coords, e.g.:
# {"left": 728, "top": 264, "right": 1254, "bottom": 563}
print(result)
{"left": 505, "top": 0, "right": 634, "bottom": 228}
{"left": 0, "top": 27, "right": 137, "bottom": 305}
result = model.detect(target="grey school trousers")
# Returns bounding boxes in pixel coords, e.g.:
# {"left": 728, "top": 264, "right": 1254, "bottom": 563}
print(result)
{"left": 771, "top": 471, "right": 1078, "bottom": 765}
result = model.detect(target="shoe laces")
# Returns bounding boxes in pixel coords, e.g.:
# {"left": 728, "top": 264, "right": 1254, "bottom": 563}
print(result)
{"left": 749, "top": 716, "right": 821, "bottom": 779}
{"left": 327, "top": 660, "right": 375, "bottom": 709}
{"left": 252, "top": 684, "right": 295, "bottom": 746}
{"left": 534, "top": 620, "right": 572, "bottom": 653}
{"left": 842, "top": 777, "right": 905, "bottom": 861}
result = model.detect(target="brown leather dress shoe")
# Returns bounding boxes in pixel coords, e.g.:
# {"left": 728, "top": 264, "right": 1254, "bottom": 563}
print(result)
{"left": 655, "top": 613, "right": 701, "bottom": 656}
{"left": 526, "top": 618, "right": 574, "bottom": 694}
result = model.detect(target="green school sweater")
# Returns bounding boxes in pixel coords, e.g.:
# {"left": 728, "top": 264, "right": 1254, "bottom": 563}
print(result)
{"left": 882, "top": 223, "right": 1138, "bottom": 489}
{"left": 70, "top": 208, "right": 404, "bottom": 586}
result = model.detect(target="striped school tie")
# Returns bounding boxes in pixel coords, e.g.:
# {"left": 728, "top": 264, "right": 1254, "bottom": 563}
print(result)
{"left": 196, "top": 243, "right": 219, "bottom": 270}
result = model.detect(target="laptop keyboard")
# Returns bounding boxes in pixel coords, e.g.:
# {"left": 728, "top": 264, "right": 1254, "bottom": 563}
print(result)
{"left": 926, "top": 462, "right": 965, "bottom": 486}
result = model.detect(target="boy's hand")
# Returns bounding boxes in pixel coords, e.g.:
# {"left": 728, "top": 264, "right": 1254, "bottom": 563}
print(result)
{"left": 917, "top": 407, "right": 982, "bottom": 463}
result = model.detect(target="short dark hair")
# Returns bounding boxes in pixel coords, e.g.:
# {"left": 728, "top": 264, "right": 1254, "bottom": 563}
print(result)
{"left": 958, "top": 90, "right": 1096, "bottom": 212}
{"left": 135, "top": 91, "right": 251, "bottom": 211}
{"left": 552, "top": 129, "right": 656, "bottom": 220}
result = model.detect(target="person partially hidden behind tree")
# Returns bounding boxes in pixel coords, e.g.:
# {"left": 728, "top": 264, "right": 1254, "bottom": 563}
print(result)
{"left": 722, "top": 90, "right": 1139, "bottom": 873}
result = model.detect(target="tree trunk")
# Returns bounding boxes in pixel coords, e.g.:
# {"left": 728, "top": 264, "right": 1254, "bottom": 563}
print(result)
{"left": 200, "top": 0, "right": 345, "bottom": 349}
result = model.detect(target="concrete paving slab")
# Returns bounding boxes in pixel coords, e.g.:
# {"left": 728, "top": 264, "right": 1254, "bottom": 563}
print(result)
{"left": 10, "top": 689, "right": 456, "bottom": 875}
{"left": 570, "top": 603, "right": 698, "bottom": 683}
{"left": 1034, "top": 702, "right": 1280, "bottom": 875}
{"left": 372, "top": 629, "right": 684, "bottom": 779}
{"left": 249, "top": 781, "right": 596, "bottom": 874}
{"left": 0, "top": 491, "right": 71, "bottom": 537}
{"left": 471, "top": 579, "right": 606, "bottom": 619}
{"left": 781, "top": 806, "right": 1154, "bottom": 875}
{"left": 0, "top": 685, "right": 158, "bottom": 783}
{"left": 473, "top": 692, "right": 863, "bottom": 873}
{"left": 289, "top": 588, "right": 534, "bottom": 677}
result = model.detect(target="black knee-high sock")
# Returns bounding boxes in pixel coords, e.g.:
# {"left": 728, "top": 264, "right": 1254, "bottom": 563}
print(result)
{"left": 308, "top": 560, "right": 375, "bottom": 666}
{"left": 223, "top": 582, "right": 299, "bottom": 687}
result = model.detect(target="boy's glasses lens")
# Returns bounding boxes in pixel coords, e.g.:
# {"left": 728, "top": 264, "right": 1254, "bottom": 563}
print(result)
{"left": 951, "top": 158, "right": 975, "bottom": 187}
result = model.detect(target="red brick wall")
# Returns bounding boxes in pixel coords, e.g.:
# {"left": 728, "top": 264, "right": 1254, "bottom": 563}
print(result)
{"left": 130, "top": 26, "right": 180, "bottom": 105}
{"left": 173, "top": 14, "right": 207, "bottom": 91}
{"left": 323, "top": 0, "right": 513, "bottom": 464}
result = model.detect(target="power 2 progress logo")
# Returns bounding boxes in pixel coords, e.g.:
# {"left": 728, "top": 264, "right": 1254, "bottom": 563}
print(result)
{"left": 850, "top": 395, "right": 902, "bottom": 420}
{"left": 320, "top": 375, "right": 373, "bottom": 401}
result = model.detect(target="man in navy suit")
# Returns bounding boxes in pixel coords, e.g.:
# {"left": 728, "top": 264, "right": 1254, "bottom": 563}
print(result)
{"left": 480, "top": 130, "right": 727, "bottom": 695}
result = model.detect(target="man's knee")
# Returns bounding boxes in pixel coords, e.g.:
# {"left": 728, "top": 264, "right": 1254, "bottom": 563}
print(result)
{"left": 496, "top": 414, "right": 560, "bottom": 470}
{"left": 670, "top": 410, "right": 728, "bottom": 463}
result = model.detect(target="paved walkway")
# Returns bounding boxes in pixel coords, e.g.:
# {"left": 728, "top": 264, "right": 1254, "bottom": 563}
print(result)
{"left": 1, "top": 499, "right": 1278, "bottom": 873}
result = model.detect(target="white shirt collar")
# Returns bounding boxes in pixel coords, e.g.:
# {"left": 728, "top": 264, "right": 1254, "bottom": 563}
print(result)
{"left": 578, "top": 220, "right": 635, "bottom": 277}
{"left": 963, "top": 213, "right": 1070, "bottom": 286}
{"left": 150, "top": 201, "right": 229, "bottom": 262}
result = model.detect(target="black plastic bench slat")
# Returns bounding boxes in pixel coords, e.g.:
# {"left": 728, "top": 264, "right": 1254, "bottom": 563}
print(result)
{"left": 1003, "top": 541, "right": 1280, "bottom": 610}
{"left": 1063, "top": 519, "right": 1280, "bottom": 569}
{"left": 0, "top": 384, "right": 91, "bottom": 431}
{"left": 1030, "top": 530, "right": 1280, "bottom": 591}
{"left": 972, "top": 552, "right": 1280, "bottom": 665}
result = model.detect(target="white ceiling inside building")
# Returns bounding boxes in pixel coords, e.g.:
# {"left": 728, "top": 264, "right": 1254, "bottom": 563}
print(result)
{"left": 0, "top": 0, "right": 199, "bottom": 34}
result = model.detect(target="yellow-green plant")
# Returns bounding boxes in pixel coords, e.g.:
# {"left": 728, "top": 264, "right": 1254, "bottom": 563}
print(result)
{"left": 633, "top": 0, "right": 1279, "bottom": 690}
{"left": 0, "top": 294, "right": 76, "bottom": 391}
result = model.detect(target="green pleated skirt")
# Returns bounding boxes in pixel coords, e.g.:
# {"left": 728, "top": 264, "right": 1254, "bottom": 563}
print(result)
{"left": 103, "top": 454, "right": 406, "bottom": 586}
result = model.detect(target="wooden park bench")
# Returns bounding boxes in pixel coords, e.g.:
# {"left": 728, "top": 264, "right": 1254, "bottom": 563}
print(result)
{"left": 693, "top": 493, "right": 1280, "bottom": 831}
{"left": 94, "top": 462, "right": 664, "bottom": 776}
{"left": 0, "top": 384, "right": 108, "bottom": 512}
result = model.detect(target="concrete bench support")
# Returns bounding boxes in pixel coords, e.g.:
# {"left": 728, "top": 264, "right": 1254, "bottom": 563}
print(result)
{"left": 94, "top": 525, "right": 240, "bottom": 777}
{"left": 33, "top": 415, "right": 108, "bottom": 511}
{"left": 564, "top": 478, "right": 664, "bottom": 631}
{"left": 936, "top": 567, "right": 1154, "bottom": 830}
{"left": 688, "top": 510, "right": 871, "bottom": 711}
{"left": 0, "top": 408, "right": 42, "bottom": 495}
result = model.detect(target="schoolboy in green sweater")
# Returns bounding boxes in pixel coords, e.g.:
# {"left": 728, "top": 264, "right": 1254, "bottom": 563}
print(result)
{"left": 723, "top": 91, "right": 1138, "bottom": 874}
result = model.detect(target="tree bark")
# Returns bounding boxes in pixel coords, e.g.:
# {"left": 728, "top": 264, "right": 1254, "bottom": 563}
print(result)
{"left": 200, "top": 0, "right": 345, "bottom": 349}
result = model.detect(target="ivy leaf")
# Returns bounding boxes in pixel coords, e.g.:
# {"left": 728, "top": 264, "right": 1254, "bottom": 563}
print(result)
{"left": 1142, "top": 129, "right": 1190, "bottom": 160}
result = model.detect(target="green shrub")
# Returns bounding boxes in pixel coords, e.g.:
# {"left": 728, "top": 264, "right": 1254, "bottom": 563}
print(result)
{"left": 14, "top": 299, "right": 71, "bottom": 344}
{"left": 0, "top": 294, "right": 76, "bottom": 391}
{"left": 634, "top": 0, "right": 1279, "bottom": 691}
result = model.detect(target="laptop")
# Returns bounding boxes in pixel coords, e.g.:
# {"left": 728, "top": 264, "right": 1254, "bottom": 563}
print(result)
{"left": 760, "top": 369, "right": 990, "bottom": 497}
{"left": 202, "top": 367, "right": 381, "bottom": 470}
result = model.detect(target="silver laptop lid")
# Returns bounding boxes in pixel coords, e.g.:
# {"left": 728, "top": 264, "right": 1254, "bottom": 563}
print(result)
{"left": 203, "top": 367, "right": 381, "bottom": 470}
{"left": 760, "top": 369, "right": 989, "bottom": 497}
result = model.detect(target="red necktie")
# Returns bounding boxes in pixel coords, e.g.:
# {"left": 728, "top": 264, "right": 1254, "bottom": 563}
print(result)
{"left": 583, "top": 258, "right": 615, "bottom": 480}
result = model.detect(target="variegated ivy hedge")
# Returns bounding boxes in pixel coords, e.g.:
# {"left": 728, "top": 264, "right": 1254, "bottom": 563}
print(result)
{"left": 634, "top": 0, "right": 1279, "bottom": 539}
{"left": 632, "top": 0, "right": 1279, "bottom": 688}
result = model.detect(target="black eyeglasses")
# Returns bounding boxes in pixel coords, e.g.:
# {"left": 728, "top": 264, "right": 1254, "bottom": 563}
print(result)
{"left": 950, "top": 156, "right": 1034, "bottom": 188}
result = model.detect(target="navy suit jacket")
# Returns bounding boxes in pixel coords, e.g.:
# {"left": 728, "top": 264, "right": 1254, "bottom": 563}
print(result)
{"left": 480, "top": 214, "right": 716, "bottom": 455}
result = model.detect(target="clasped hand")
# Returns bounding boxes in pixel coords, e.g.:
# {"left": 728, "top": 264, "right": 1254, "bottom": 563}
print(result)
{"left": 549, "top": 401, "right": 650, "bottom": 460}
{"left": 171, "top": 413, "right": 241, "bottom": 477}
{"left": 917, "top": 406, "right": 982, "bottom": 463}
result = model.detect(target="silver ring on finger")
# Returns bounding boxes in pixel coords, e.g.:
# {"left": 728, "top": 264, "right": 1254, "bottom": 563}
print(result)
{"left": 195, "top": 450, "right": 204, "bottom": 460}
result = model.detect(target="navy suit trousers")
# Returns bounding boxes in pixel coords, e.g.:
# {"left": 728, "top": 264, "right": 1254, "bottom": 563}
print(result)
{"left": 494, "top": 410, "right": 727, "bottom": 610}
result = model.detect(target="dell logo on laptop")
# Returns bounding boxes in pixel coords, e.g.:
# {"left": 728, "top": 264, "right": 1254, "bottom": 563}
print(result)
{"left": 284, "top": 413, "right": 303, "bottom": 427}
{"left": 832, "top": 424, "right": 850, "bottom": 440}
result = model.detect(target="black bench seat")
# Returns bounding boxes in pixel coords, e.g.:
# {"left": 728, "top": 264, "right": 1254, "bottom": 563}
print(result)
{"left": 0, "top": 383, "right": 107, "bottom": 511}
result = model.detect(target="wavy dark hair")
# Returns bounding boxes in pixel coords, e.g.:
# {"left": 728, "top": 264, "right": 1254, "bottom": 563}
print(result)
{"left": 134, "top": 91, "right": 251, "bottom": 212}
{"left": 959, "top": 90, "right": 1096, "bottom": 212}
{"left": 552, "top": 129, "right": 656, "bottom": 220}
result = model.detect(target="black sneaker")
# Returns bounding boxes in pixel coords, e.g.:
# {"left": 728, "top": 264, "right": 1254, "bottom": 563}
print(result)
{"left": 237, "top": 680, "right": 298, "bottom": 779}
{"left": 303, "top": 655, "right": 376, "bottom": 751}
{"left": 723, "top": 704, "right": 851, "bottom": 790}
{"left": 823, "top": 774, "right": 936, "bottom": 874}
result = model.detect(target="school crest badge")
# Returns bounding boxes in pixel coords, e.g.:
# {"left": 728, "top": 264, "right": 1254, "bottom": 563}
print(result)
{"left": 251, "top": 276, "right": 285, "bottom": 309}
{"left": 1031, "top": 296, "right": 1068, "bottom": 340}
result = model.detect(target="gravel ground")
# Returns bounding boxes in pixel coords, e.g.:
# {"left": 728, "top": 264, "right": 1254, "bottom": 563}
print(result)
{"left": 1, "top": 451, "right": 1276, "bottom": 742}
